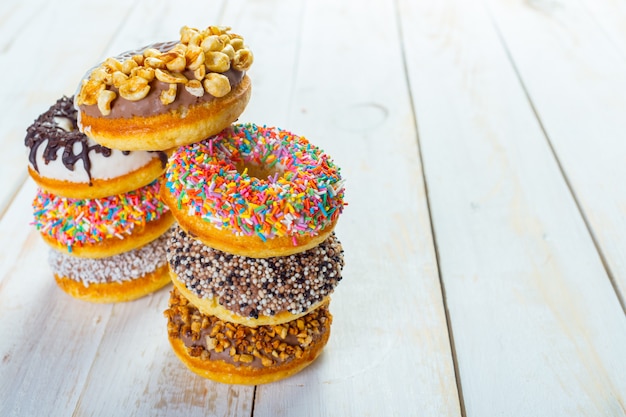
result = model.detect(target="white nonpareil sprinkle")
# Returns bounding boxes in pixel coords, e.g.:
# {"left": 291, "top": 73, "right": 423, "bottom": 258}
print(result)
{"left": 48, "top": 232, "right": 170, "bottom": 286}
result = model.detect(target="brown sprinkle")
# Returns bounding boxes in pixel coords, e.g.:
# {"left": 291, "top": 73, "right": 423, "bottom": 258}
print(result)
{"left": 167, "top": 226, "right": 344, "bottom": 319}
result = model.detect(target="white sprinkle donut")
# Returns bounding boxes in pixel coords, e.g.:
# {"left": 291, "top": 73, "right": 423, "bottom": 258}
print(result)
{"left": 49, "top": 233, "right": 171, "bottom": 303}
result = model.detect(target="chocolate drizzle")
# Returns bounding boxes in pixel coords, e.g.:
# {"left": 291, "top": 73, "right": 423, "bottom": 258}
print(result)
{"left": 155, "top": 151, "right": 168, "bottom": 168}
{"left": 25, "top": 96, "right": 167, "bottom": 184}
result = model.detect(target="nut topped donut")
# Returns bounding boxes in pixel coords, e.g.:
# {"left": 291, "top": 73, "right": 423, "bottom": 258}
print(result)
{"left": 25, "top": 96, "right": 168, "bottom": 199}
{"left": 167, "top": 225, "right": 344, "bottom": 326}
{"left": 32, "top": 180, "right": 174, "bottom": 258}
{"left": 165, "top": 287, "right": 333, "bottom": 385}
{"left": 75, "top": 26, "right": 253, "bottom": 151}
{"left": 161, "top": 123, "right": 346, "bottom": 258}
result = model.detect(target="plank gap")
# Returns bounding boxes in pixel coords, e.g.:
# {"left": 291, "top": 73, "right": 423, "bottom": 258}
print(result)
{"left": 483, "top": 0, "right": 626, "bottom": 315}
{"left": 393, "top": 1, "right": 468, "bottom": 416}
{"left": 250, "top": 386, "right": 257, "bottom": 417}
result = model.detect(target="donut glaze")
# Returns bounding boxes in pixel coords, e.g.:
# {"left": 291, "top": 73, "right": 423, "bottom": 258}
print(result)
{"left": 76, "top": 42, "right": 245, "bottom": 120}
{"left": 162, "top": 123, "right": 346, "bottom": 257}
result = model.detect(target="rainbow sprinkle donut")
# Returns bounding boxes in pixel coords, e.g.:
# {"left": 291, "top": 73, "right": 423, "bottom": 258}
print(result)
{"left": 162, "top": 123, "right": 345, "bottom": 257}
{"left": 33, "top": 180, "right": 174, "bottom": 258}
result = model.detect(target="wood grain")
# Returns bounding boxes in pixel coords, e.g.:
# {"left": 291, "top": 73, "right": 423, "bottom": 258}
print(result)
{"left": 398, "top": 0, "right": 626, "bottom": 415}
{"left": 486, "top": 0, "right": 626, "bottom": 306}
{"left": 0, "top": 179, "right": 115, "bottom": 416}
{"left": 243, "top": 0, "right": 462, "bottom": 415}
{"left": 0, "top": 0, "right": 140, "bottom": 216}
{"left": 2, "top": 0, "right": 626, "bottom": 415}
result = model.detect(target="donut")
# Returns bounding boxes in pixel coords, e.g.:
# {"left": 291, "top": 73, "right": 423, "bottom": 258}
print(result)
{"left": 32, "top": 180, "right": 174, "bottom": 258}
{"left": 166, "top": 224, "right": 344, "bottom": 326}
{"left": 25, "top": 96, "right": 168, "bottom": 199}
{"left": 164, "top": 287, "right": 332, "bottom": 385}
{"left": 49, "top": 232, "right": 171, "bottom": 303}
{"left": 75, "top": 26, "right": 253, "bottom": 151}
{"left": 162, "top": 123, "right": 346, "bottom": 258}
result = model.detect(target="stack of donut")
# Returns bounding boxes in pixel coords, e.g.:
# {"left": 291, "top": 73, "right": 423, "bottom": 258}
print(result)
{"left": 29, "top": 23, "right": 347, "bottom": 384}
{"left": 28, "top": 25, "right": 254, "bottom": 304}
{"left": 161, "top": 123, "right": 346, "bottom": 385}
{"left": 26, "top": 96, "right": 174, "bottom": 303}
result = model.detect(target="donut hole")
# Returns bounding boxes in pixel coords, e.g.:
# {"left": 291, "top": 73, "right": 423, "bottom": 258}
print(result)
{"left": 236, "top": 161, "right": 283, "bottom": 181}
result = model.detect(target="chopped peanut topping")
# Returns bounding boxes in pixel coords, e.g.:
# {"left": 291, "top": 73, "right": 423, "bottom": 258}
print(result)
{"left": 165, "top": 288, "right": 330, "bottom": 368}
{"left": 202, "top": 73, "right": 231, "bottom": 97}
{"left": 76, "top": 25, "right": 253, "bottom": 113}
{"left": 96, "top": 90, "right": 116, "bottom": 116}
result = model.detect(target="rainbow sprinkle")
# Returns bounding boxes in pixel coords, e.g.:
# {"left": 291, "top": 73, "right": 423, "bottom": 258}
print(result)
{"left": 32, "top": 180, "right": 168, "bottom": 251}
{"left": 165, "top": 123, "right": 346, "bottom": 240}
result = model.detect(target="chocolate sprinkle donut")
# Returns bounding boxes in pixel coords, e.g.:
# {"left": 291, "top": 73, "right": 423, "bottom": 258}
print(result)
{"left": 166, "top": 225, "right": 344, "bottom": 318}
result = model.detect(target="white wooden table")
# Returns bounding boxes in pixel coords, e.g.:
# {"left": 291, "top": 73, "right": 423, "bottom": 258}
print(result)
{"left": 1, "top": 0, "right": 625, "bottom": 415}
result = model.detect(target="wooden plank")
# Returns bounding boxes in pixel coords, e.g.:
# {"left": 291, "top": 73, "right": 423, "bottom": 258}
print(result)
{"left": 0, "top": 11, "right": 142, "bottom": 412}
{"left": 398, "top": 0, "right": 626, "bottom": 415}
{"left": 100, "top": 0, "right": 227, "bottom": 61}
{"left": 237, "top": 0, "right": 463, "bottom": 416}
{"left": 0, "top": 0, "right": 47, "bottom": 51}
{"left": 0, "top": 0, "right": 140, "bottom": 217}
{"left": 71, "top": 288, "right": 254, "bottom": 417}
{"left": 0, "top": 180, "right": 115, "bottom": 416}
{"left": 577, "top": 0, "right": 626, "bottom": 58}
{"left": 486, "top": 0, "right": 626, "bottom": 305}
{"left": 63, "top": 2, "right": 255, "bottom": 416}
{"left": 222, "top": 0, "right": 306, "bottom": 128}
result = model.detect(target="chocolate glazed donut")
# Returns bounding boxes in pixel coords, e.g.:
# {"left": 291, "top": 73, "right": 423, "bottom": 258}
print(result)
{"left": 75, "top": 26, "right": 254, "bottom": 151}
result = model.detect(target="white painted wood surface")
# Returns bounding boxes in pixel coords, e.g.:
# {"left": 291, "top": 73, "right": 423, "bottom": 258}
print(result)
{"left": 1, "top": 0, "right": 625, "bottom": 416}
{"left": 485, "top": 0, "right": 626, "bottom": 305}
{"left": 246, "top": 0, "right": 460, "bottom": 415}
{"left": 398, "top": 0, "right": 626, "bottom": 415}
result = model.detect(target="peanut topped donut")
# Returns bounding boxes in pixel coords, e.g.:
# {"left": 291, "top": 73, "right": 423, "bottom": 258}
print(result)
{"left": 75, "top": 26, "right": 253, "bottom": 151}
{"left": 25, "top": 96, "right": 167, "bottom": 199}
{"left": 162, "top": 123, "right": 346, "bottom": 258}
{"left": 32, "top": 180, "right": 173, "bottom": 258}
{"left": 165, "top": 287, "right": 333, "bottom": 385}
